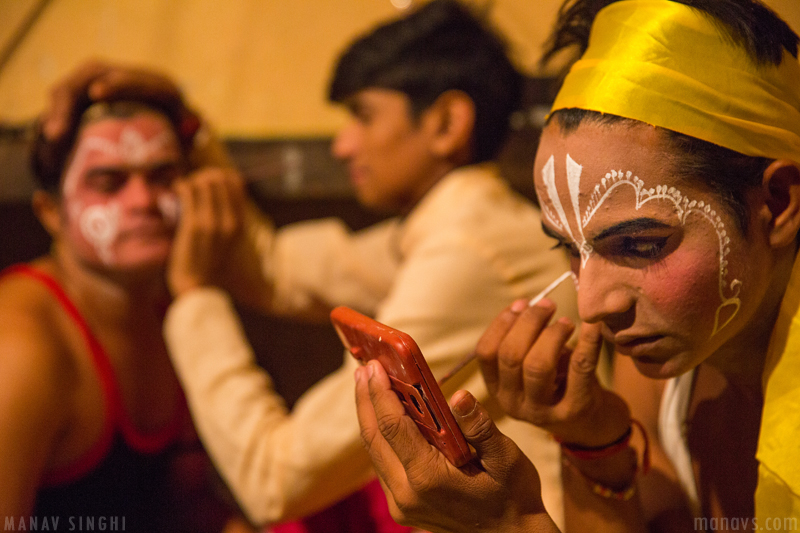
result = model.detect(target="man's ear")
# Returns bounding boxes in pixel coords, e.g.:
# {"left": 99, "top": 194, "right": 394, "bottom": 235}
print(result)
{"left": 32, "top": 190, "right": 62, "bottom": 239}
{"left": 763, "top": 159, "right": 800, "bottom": 248}
{"left": 424, "top": 90, "right": 476, "bottom": 162}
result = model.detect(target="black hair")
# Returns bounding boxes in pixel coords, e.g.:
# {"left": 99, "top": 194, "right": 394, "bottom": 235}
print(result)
{"left": 30, "top": 96, "right": 195, "bottom": 194}
{"left": 542, "top": 0, "right": 799, "bottom": 235}
{"left": 328, "top": 0, "right": 523, "bottom": 163}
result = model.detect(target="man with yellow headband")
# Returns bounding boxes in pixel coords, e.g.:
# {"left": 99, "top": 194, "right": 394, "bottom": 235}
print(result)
{"left": 354, "top": 0, "right": 800, "bottom": 531}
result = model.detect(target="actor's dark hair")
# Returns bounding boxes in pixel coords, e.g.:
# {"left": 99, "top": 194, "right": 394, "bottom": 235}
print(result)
{"left": 31, "top": 97, "right": 193, "bottom": 194}
{"left": 328, "top": 0, "right": 523, "bottom": 163}
{"left": 543, "top": 0, "right": 799, "bottom": 234}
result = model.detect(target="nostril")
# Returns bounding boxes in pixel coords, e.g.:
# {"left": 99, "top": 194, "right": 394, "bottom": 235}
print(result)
{"left": 603, "top": 307, "right": 637, "bottom": 333}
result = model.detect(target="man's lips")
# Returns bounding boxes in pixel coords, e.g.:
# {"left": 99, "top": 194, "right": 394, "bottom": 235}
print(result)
{"left": 603, "top": 329, "right": 667, "bottom": 356}
{"left": 348, "top": 166, "right": 367, "bottom": 186}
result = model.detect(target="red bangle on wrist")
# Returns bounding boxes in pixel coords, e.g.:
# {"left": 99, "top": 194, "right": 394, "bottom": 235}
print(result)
{"left": 557, "top": 425, "right": 633, "bottom": 461}
{"left": 558, "top": 419, "right": 651, "bottom": 501}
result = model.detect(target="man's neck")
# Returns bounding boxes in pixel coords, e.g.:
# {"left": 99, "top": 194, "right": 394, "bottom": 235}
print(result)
{"left": 52, "top": 245, "right": 170, "bottom": 327}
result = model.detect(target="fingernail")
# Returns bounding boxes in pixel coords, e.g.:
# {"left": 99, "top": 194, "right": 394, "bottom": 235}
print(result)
{"left": 534, "top": 298, "right": 556, "bottom": 311}
{"left": 557, "top": 316, "right": 574, "bottom": 327}
{"left": 354, "top": 367, "right": 363, "bottom": 383}
{"left": 510, "top": 299, "right": 528, "bottom": 313}
{"left": 452, "top": 392, "right": 477, "bottom": 417}
{"left": 365, "top": 361, "right": 375, "bottom": 379}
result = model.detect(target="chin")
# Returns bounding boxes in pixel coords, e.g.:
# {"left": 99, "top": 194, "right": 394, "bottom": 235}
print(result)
{"left": 110, "top": 250, "right": 170, "bottom": 276}
{"left": 629, "top": 352, "right": 696, "bottom": 380}
{"left": 113, "top": 257, "right": 167, "bottom": 273}
{"left": 356, "top": 194, "right": 400, "bottom": 214}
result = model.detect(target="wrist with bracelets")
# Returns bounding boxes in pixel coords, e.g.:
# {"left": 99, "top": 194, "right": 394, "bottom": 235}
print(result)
{"left": 556, "top": 419, "right": 650, "bottom": 501}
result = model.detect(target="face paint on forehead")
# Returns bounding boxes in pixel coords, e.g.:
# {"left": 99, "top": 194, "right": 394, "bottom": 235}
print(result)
{"left": 541, "top": 155, "right": 595, "bottom": 266}
{"left": 62, "top": 125, "right": 175, "bottom": 198}
{"left": 540, "top": 154, "right": 742, "bottom": 337}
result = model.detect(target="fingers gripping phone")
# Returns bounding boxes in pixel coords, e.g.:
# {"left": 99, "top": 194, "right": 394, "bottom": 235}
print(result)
{"left": 331, "top": 306, "right": 472, "bottom": 467}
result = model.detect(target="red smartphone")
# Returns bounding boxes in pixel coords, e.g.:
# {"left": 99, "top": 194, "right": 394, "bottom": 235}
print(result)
{"left": 330, "top": 306, "right": 472, "bottom": 467}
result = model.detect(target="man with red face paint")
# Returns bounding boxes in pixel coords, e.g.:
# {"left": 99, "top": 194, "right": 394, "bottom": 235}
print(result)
{"left": 0, "top": 85, "right": 252, "bottom": 530}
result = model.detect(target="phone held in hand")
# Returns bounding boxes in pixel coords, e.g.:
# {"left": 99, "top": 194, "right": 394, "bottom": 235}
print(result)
{"left": 331, "top": 306, "right": 473, "bottom": 467}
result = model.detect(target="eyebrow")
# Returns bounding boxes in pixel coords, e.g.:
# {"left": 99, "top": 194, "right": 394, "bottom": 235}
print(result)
{"left": 591, "top": 218, "right": 673, "bottom": 241}
{"left": 83, "top": 159, "right": 183, "bottom": 175}
{"left": 540, "top": 218, "right": 672, "bottom": 242}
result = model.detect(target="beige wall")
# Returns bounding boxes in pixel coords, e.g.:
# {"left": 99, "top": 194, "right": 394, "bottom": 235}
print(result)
{"left": 0, "top": 0, "right": 798, "bottom": 138}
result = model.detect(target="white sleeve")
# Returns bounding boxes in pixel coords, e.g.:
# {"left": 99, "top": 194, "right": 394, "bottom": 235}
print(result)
{"left": 164, "top": 288, "right": 375, "bottom": 524}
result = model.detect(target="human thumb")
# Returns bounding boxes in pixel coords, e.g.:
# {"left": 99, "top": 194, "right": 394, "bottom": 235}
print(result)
{"left": 451, "top": 390, "right": 519, "bottom": 477}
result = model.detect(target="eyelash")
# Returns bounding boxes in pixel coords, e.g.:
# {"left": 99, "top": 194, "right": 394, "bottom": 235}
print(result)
{"left": 550, "top": 240, "right": 580, "bottom": 258}
{"left": 617, "top": 236, "right": 669, "bottom": 259}
{"left": 550, "top": 236, "right": 669, "bottom": 260}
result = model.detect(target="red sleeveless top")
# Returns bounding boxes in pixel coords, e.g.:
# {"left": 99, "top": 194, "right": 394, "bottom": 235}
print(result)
{"left": 2, "top": 264, "right": 189, "bottom": 531}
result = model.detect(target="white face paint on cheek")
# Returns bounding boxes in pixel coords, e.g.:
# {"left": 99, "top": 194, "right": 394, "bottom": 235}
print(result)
{"left": 78, "top": 202, "right": 121, "bottom": 265}
{"left": 156, "top": 192, "right": 180, "bottom": 227}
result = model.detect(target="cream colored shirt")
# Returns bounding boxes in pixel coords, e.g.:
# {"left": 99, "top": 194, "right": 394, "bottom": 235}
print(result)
{"left": 164, "top": 164, "right": 577, "bottom": 526}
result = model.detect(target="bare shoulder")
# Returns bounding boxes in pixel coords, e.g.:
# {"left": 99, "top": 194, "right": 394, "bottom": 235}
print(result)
{"left": 0, "top": 265, "right": 78, "bottom": 403}
{"left": 0, "top": 265, "right": 79, "bottom": 513}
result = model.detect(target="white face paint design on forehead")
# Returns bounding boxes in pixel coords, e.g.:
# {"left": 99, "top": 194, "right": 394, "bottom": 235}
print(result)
{"left": 62, "top": 126, "right": 174, "bottom": 198}
{"left": 540, "top": 154, "right": 742, "bottom": 336}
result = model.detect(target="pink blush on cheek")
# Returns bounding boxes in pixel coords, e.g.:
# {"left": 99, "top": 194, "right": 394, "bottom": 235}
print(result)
{"left": 647, "top": 251, "right": 723, "bottom": 338}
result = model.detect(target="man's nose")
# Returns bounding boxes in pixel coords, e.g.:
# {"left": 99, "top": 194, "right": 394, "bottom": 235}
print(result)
{"left": 120, "top": 173, "right": 160, "bottom": 207}
{"left": 331, "top": 122, "right": 359, "bottom": 160}
{"left": 576, "top": 256, "right": 636, "bottom": 328}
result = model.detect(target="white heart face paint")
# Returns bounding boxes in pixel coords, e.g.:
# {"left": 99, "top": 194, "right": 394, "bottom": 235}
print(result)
{"left": 60, "top": 111, "right": 183, "bottom": 269}
{"left": 533, "top": 122, "right": 770, "bottom": 378}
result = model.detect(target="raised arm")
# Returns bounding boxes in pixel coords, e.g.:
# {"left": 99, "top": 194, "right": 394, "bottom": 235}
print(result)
{"left": 41, "top": 60, "right": 233, "bottom": 170}
{"left": 354, "top": 358, "right": 559, "bottom": 533}
{"left": 474, "top": 301, "right": 694, "bottom": 532}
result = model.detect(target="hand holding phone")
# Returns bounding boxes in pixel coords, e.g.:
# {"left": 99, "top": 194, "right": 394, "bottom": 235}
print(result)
{"left": 331, "top": 306, "right": 472, "bottom": 467}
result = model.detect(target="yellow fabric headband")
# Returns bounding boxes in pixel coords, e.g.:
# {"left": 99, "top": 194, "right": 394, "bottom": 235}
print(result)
{"left": 551, "top": 0, "right": 800, "bottom": 162}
